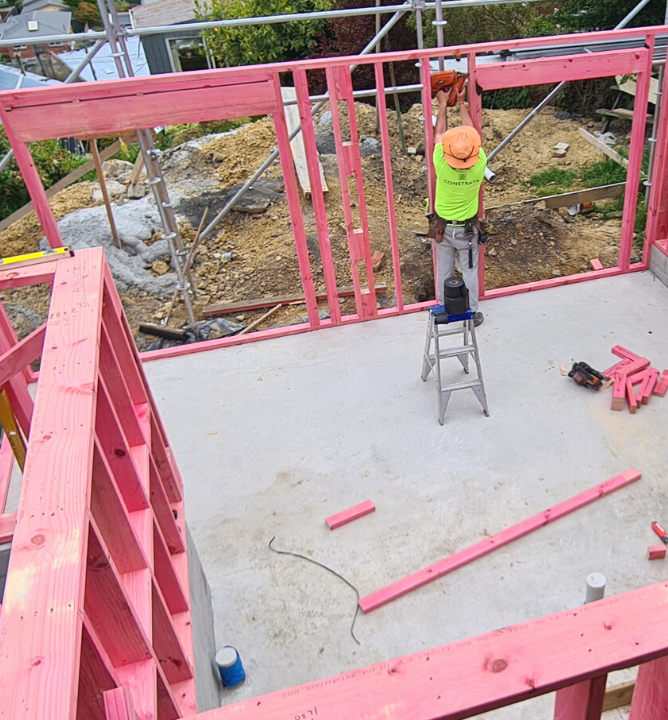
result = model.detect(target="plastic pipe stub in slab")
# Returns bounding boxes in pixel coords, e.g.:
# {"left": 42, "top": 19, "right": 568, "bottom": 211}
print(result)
{"left": 585, "top": 572, "right": 607, "bottom": 604}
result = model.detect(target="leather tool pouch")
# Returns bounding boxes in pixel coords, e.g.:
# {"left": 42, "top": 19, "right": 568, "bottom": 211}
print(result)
{"left": 475, "top": 216, "right": 489, "bottom": 245}
{"left": 427, "top": 213, "right": 446, "bottom": 243}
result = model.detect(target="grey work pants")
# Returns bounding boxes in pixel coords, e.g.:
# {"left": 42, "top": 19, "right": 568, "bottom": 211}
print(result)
{"left": 434, "top": 224, "right": 480, "bottom": 311}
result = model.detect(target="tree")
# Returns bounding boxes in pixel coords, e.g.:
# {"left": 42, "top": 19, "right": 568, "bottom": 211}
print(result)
{"left": 414, "top": 3, "right": 550, "bottom": 48}
{"left": 197, "top": 0, "right": 332, "bottom": 67}
{"left": 547, "top": 0, "right": 666, "bottom": 32}
{"left": 73, "top": 1, "right": 101, "bottom": 26}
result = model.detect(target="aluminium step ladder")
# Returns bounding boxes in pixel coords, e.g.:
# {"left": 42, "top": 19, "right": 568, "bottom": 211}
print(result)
{"left": 421, "top": 306, "right": 490, "bottom": 425}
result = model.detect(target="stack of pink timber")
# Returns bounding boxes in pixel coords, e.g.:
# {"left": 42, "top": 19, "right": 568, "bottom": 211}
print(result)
{"left": 604, "top": 345, "right": 668, "bottom": 413}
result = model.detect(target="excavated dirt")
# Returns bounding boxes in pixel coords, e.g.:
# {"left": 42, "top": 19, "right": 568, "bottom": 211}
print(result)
{"left": 0, "top": 102, "right": 636, "bottom": 348}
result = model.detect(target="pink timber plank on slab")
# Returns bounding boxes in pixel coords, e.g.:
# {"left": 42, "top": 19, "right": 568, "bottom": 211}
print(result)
{"left": 648, "top": 546, "right": 666, "bottom": 560}
{"left": 359, "top": 469, "right": 641, "bottom": 613}
{"left": 612, "top": 345, "right": 642, "bottom": 361}
{"left": 626, "top": 379, "right": 638, "bottom": 414}
{"left": 653, "top": 370, "right": 668, "bottom": 397}
{"left": 186, "top": 579, "right": 668, "bottom": 720}
{"left": 326, "top": 500, "right": 376, "bottom": 530}
{"left": 611, "top": 373, "right": 626, "bottom": 411}
{"left": 0, "top": 247, "right": 105, "bottom": 720}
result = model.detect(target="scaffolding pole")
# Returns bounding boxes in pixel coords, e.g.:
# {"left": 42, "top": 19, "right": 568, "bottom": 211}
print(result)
{"left": 644, "top": 0, "right": 668, "bottom": 205}
{"left": 95, "top": 0, "right": 198, "bottom": 329}
{"left": 198, "top": 3, "right": 410, "bottom": 242}
{"left": 0, "top": 0, "right": 548, "bottom": 48}
{"left": 487, "top": 0, "right": 655, "bottom": 164}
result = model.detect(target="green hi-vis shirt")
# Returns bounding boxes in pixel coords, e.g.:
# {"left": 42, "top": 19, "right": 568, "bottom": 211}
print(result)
{"left": 433, "top": 145, "right": 487, "bottom": 221}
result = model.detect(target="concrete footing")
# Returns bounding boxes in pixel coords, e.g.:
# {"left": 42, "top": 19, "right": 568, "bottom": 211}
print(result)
{"left": 650, "top": 244, "right": 668, "bottom": 288}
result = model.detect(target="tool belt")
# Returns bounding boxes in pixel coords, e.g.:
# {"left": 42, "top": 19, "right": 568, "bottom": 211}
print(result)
{"left": 427, "top": 212, "right": 488, "bottom": 269}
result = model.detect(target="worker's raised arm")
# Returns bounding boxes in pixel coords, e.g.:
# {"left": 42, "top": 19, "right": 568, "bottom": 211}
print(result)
{"left": 458, "top": 83, "right": 474, "bottom": 127}
{"left": 434, "top": 90, "right": 448, "bottom": 146}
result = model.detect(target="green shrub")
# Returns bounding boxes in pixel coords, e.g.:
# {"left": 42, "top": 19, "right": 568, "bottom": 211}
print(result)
{"left": 197, "top": 0, "right": 332, "bottom": 67}
{"left": 0, "top": 129, "right": 88, "bottom": 221}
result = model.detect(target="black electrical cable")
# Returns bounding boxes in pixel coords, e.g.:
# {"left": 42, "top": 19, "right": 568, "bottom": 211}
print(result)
{"left": 268, "top": 536, "right": 361, "bottom": 645}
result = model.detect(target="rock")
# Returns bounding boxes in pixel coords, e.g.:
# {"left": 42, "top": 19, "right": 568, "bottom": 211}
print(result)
{"left": 102, "top": 159, "right": 134, "bottom": 178}
{"left": 152, "top": 260, "right": 170, "bottom": 276}
{"left": 315, "top": 130, "right": 336, "bottom": 155}
{"left": 360, "top": 137, "right": 380, "bottom": 156}
{"left": 235, "top": 315, "right": 245, "bottom": 322}
{"left": 318, "top": 110, "right": 333, "bottom": 127}
{"left": 127, "top": 183, "right": 147, "bottom": 199}
{"left": 552, "top": 269, "right": 562, "bottom": 276}
{"left": 488, "top": 248, "right": 497, "bottom": 256}
{"left": 511, "top": 238, "right": 517, "bottom": 246}
{"left": 407, "top": 146, "right": 417, "bottom": 155}
{"left": 233, "top": 196, "right": 270, "bottom": 214}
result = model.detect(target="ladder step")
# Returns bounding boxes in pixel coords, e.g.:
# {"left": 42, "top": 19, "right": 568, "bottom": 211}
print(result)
{"left": 437, "top": 345, "right": 475, "bottom": 359}
{"left": 441, "top": 379, "right": 482, "bottom": 392}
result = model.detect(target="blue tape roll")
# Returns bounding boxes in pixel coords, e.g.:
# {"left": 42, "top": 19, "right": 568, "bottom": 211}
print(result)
{"left": 215, "top": 646, "right": 245, "bottom": 687}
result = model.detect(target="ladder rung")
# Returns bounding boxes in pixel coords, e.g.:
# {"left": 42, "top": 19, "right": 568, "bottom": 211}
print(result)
{"left": 437, "top": 345, "right": 475, "bottom": 359}
{"left": 440, "top": 379, "right": 482, "bottom": 392}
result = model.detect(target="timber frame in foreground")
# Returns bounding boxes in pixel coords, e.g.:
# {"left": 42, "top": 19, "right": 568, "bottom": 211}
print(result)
{"left": 0, "top": 248, "right": 196, "bottom": 720}
{"left": 1, "top": 27, "right": 668, "bottom": 363}
{"left": 0, "top": 256, "right": 667, "bottom": 720}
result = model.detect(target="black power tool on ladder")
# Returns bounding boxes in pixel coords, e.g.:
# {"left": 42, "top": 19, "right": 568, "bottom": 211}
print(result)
{"left": 568, "top": 362, "right": 606, "bottom": 390}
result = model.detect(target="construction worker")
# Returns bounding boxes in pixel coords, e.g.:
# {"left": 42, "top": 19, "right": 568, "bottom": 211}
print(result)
{"left": 431, "top": 83, "right": 486, "bottom": 327}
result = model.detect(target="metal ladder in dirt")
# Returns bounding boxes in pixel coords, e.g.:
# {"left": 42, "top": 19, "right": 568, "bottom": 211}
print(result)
{"left": 96, "top": 0, "right": 198, "bottom": 330}
{"left": 421, "top": 306, "right": 490, "bottom": 425}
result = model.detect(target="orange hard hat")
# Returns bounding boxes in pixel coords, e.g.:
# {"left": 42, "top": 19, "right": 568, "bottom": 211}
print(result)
{"left": 441, "top": 125, "right": 481, "bottom": 170}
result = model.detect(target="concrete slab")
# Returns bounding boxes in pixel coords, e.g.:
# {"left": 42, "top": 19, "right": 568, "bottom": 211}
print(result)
{"left": 144, "top": 271, "right": 668, "bottom": 719}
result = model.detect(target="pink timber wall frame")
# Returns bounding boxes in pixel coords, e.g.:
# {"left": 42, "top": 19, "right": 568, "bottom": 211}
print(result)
{"left": 1, "top": 253, "right": 668, "bottom": 719}
{"left": 0, "top": 26, "right": 665, "bottom": 363}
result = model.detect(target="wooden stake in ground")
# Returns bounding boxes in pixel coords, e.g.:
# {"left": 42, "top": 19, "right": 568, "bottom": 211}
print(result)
{"left": 91, "top": 139, "right": 122, "bottom": 249}
{"left": 239, "top": 304, "right": 282, "bottom": 335}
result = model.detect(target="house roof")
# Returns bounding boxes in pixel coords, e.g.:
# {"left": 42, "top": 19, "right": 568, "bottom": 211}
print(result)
{"left": 0, "top": 63, "right": 61, "bottom": 91}
{"left": 129, "top": 0, "right": 198, "bottom": 29}
{"left": 0, "top": 10, "right": 71, "bottom": 41}
{"left": 22, "top": 0, "right": 69, "bottom": 12}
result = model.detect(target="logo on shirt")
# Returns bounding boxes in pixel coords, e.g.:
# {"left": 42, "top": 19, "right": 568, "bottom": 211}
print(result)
{"left": 458, "top": 173, "right": 467, "bottom": 181}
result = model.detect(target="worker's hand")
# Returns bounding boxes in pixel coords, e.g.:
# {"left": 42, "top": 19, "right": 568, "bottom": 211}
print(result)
{"left": 456, "top": 81, "right": 467, "bottom": 106}
{"left": 436, "top": 89, "right": 449, "bottom": 107}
